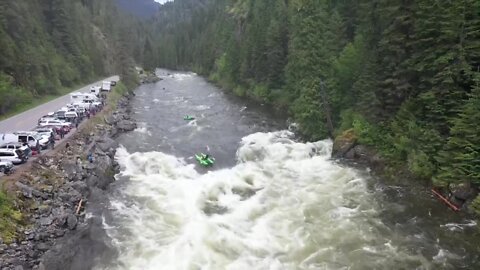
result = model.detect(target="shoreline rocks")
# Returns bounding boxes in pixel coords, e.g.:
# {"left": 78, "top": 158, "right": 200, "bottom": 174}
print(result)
{"left": 139, "top": 72, "right": 161, "bottom": 84}
{"left": 0, "top": 92, "right": 136, "bottom": 270}
{"left": 332, "top": 129, "right": 385, "bottom": 171}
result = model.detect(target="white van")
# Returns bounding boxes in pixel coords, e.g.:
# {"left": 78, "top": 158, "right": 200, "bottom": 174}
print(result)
{"left": 90, "top": 86, "right": 101, "bottom": 96}
{"left": 15, "top": 132, "right": 44, "bottom": 152}
{"left": 0, "top": 133, "right": 19, "bottom": 146}
{"left": 101, "top": 81, "right": 111, "bottom": 92}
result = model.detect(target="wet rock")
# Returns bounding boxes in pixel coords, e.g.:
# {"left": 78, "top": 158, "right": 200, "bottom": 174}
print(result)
{"left": 14, "top": 265, "right": 24, "bottom": 270}
{"left": 87, "top": 174, "right": 113, "bottom": 191}
{"left": 345, "top": 148, "right": 355, "bottom": 159}
{"left": 36, "top": 243, "right": 49, "bottom": 252}
{"left": 116, "top": 120, "right": 136, "bottom": 131}
{"left": 332, "top": 129, "right": 357, "bottom": 159}
{"left": 95, "top": 155, "right": 112, "bottom": 174}
{"left": 67, "top": 214, "right": 78, "bottom": 230}
{"left": 451, "top": 182, "right": 478, "bottom": 202}
{"left": 232, "top": 187, "right": 260, "bottom": 201}
{"left": 96, "top": 137, "right": 118, "bottom": 154}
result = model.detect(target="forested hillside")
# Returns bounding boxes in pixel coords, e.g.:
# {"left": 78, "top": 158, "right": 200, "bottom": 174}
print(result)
{"left": 0, "top": 0, "right": 144, "bottom": 115}
{"left": 146, "top": 0, "right": 480, "bottom": 197}
{"left": 115, "top": 0, "right": 160, "bottom": 18}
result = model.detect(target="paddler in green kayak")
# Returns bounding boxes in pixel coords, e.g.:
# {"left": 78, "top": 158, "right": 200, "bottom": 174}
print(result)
{"left": 195, "top": 152, "right": 215, "bottom": 166}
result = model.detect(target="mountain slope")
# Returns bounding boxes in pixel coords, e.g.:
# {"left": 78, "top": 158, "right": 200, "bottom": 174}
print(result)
{"left": 0, "top": 0, "right": 143, "bottom": 115}
{"left": 115, "top": 0, "right": 160, "bottom": 18}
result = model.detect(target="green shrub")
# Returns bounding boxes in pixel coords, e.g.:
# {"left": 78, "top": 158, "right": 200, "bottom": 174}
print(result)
{"left": 471, "top": 196, "right": 480, "bottom": 216}
{"left": 0, "top": 191, "right": 23, "bottom": 243}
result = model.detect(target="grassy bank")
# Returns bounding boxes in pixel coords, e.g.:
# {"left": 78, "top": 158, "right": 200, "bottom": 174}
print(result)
{"left": 0, "top": 187, "right": 23, "bottom": 243}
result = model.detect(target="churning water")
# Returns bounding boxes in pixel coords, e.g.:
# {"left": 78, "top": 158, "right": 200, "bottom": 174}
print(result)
{"left": 94, "top": 70, "right": 480, "bottom": 270}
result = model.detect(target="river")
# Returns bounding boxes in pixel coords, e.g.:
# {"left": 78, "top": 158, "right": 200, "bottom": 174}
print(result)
{"left": 92, "top": 70, "right": 479, "bottom": 269}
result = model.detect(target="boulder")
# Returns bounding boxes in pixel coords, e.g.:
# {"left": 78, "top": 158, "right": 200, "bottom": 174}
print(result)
{"left": 15, "top": 182, "right": 33, "bottom": 199}
{"left": 451, "top": 183, "right": 478, "bottom": 202}
{"left": 332, "top": 129, "right": 357, "bottom": 159}
{"left": 39, "top": 216, "right": 53, "bottom": 226}
{"left": 70, "top": 181, "right": 89, "bottom": 196}
{"left": 66, "top": 214, "right": 78, "bottom": 230}
{"left": 94, "top": 155, "right": 113, "bottom": 174}
{"left": 36, "top": 243, "right": 49, "bottom": 252}
{"left": 96, "top": 137, "right": 118, "bottom": 154}
{"left": 61, "top": 161, "right": 78, "bottom": 181}
{"left": 87, "top": 174, "right": 113, "bottom": 191}
{"left": 116, "top": 120, "right": 136, "bottom": 131}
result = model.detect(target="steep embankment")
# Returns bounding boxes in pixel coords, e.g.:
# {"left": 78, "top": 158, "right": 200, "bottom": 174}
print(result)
{"left": 0, "top": 79, "right": 158, "bottom": 270}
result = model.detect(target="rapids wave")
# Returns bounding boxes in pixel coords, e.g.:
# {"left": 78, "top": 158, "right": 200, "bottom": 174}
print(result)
{"left": 96, "top": 131, "right": 438, "bottom": 270}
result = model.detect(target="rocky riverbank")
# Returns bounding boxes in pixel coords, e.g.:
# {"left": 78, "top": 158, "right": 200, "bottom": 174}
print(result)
{"left": 332, "top": 129, "right": 479, "bottom": 212}
{"left": 0, "top": 92, "right": 137, "bottom": 270}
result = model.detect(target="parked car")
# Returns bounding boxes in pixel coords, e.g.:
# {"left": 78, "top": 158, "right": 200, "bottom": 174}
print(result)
{"left": 0, "top": 159, "right": 14, "bottom": 175}
{"left": 0, "top": 149, "right": 28, "bottom": 165}
{"left": 36, "top": 126, "right": 60, "bottom": 140}
{"left": 38, "top": 116, "right": 59, "bottom": 125}
{"left": 90, "top": 86, "right": 101, "bottom": 96}
{"left": 65, "top": 111, "right": 78, "bottom": 118}
{"left": 110, "top": 81, "right": 116, "bottom": 86}
{"left": 55, "top": 107, "right": 69, "bottom": 120}
{"left": 0, "top": 143, "right": 32, "bottom": 158}
{"left": 33, "top": 129, "right": 54, "bottom": 149}
{"left": 39, "top": 119, "right": 72, "bottom": 129}
{"left": 14, "top": 132, "right": 44, "bottom": 152}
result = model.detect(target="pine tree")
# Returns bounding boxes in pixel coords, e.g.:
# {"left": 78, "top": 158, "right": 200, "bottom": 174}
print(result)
{"left": 435, "top": 76, "right": 480, "bottom": 186}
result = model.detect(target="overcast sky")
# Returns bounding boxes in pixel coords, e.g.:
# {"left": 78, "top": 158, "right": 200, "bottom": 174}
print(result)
{"left": 154, "top": 0, "right": 172, "bottom": 4}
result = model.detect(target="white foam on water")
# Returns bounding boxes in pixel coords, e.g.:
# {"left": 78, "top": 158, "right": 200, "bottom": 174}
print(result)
{"left": 195, "top": 105, "right": 210, "bottom": 111}
{"left": 440, "top": 220, "right": 477, "bottom": 232}
{"left": 172, "top": 73, "right": 194, "bottom": 81}
{"left": 98, "top": 131, "right": 436, "bottom": 270}
{"left": 133, "top": 122, "right": 151, "bottom": 136}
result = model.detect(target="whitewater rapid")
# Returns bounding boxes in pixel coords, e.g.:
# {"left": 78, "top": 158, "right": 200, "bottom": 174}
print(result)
{"left": 96, "top": 131, "right": 436, "bottom": 270}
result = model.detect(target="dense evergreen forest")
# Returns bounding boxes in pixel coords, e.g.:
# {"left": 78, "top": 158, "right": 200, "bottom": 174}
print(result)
{"left": 0, "top": 0, "right": 144, "bottom": 115}
{"left": 145, "top": 0, "right": 480, "bottom": 204}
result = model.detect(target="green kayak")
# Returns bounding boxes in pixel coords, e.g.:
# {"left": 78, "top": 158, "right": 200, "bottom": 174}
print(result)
{"left": 195, "top": 153, "right": 215, "bottom": 167}
{"left": 184, "top": 115, "right": 195, "bottom": 121}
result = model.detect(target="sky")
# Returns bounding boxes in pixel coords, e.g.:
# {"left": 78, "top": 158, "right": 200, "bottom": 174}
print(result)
{"left": 154, "top": 0, "right": 173, "bottom": 4}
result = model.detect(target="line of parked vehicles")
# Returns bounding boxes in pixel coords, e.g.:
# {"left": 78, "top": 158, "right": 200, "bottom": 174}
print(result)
{"left": 0, "top": 81, "right": 115, "bottom": 176}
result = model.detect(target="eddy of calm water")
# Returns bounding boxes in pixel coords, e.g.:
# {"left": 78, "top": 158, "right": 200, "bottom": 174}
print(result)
{"left": 93, "top": 71, "right": 479, "bottom": 270}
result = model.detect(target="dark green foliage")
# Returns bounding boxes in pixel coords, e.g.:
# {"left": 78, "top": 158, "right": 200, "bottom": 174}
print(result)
{"left": 435, "top": 78, "right": 480, "bottom": 187}
{"left": 144, "top": 0, "right": 480, "bottom": 190}
{"left": 0, "top": 0, "right": 142, "bottom": 115}
{"left": 0, "top": 190, "right": 23, "bottom": 243}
